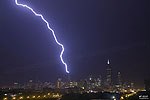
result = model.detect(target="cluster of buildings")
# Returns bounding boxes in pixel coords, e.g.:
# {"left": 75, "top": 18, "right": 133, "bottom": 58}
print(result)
{"left": 1, "top": 59, "right": 149, "bottom": 94}
{"left": 56, "top": 60, "right": 135, "bottom": 93}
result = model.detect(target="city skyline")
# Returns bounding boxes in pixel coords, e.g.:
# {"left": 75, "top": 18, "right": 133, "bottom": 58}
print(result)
{"left": 0, "top": 59, "right": 141, "bottom": 90}
{"left": 0, "top": 0, "right": 149, "bottom": 90}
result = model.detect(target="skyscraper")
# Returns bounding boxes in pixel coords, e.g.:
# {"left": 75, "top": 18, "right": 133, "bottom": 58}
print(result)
{"left": 57, "top": 78, "right": 62, "bottom": 89}
{"left": 106, "top": 59, "right": 112, "bottom": 86}
{"left": 117, "top": 71, "right": 122, "bottom": 86}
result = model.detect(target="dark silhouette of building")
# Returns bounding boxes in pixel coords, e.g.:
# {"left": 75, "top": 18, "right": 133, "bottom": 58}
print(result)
{"left": 57, "top": 78, "right": 62, "bottom": 89}
{"left": 117, "top": 71, "right": 122, "bottom": 87}
{"left": 144, "top": 80, "right": 150, "bottom": 91}
{"left": 106, "top": 59, "right": 112, "bottom": 86}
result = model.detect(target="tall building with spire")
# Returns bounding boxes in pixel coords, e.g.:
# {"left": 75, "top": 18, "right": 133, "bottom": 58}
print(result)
{"left": 106, "top": 59, "right": 112, "bottom": 87}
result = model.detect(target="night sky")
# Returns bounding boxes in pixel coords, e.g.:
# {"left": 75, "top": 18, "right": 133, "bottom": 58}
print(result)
{"left": 0, "top": 0, "right": 149, "bottom": 88}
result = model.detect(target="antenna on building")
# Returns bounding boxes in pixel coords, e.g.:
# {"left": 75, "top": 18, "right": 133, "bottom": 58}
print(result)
{"left": 107, "top": 59, "right": 110, "bottom": 65}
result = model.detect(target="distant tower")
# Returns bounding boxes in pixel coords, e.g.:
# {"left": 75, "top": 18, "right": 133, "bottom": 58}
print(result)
{"left": 57, "top": 78, "right": 62, "bottom": 89}
{"left": 27, "top": 80, "right": 33, "bottom": 89}
{"left": 13, "top": 82, "right": 20, "bottom": 89}
{"left": 131, "top": 82, "right": 134, "bottom": 89}
{"left": 106, "top": 59, "right": 112, "bottom": 86}
{"left": 117, "top": 71, "right": 122, "bottom": 87}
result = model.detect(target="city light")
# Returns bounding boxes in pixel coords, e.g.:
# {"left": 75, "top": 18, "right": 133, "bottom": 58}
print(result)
{"left": 48, "top": 93, "right": 50, "bottom": 95}
{"left": 12, "top": 97, "right": 16, "bottom": 100}
{"left": 2, "top": 93, "right": 63, "bottom": 100}
{"left": 19, "top": 96, "right": 23, "bottom": 99}
{"left": 32, "top": 95, "right": 36, "bottom": 98}
{"left": 43, "top": 95, "right": 46, "bottom": 98}
{"left": 3, "top": 98, "right": 7, "bottom": 100}
{"left": 37, "top": 95, "right": 41, "bottom": 98}
{"left": 120, "top": 96, "right": 124, "bottom": 99}
{"left": 112, "top": 96, "right": 115, "bottom": 99}
{"left": 26, "top": 96, "right": 30, "bottom": 99}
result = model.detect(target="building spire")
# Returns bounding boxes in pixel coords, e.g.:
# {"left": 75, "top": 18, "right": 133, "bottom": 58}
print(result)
{"left": 107, "top": 59, "right": 110, "bottom": 65}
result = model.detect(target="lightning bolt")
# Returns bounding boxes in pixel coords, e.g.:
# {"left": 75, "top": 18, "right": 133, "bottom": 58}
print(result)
{"left": 15, "top": 0, "right": 69, "bottom": 73}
